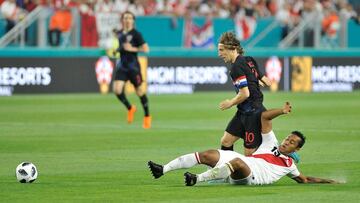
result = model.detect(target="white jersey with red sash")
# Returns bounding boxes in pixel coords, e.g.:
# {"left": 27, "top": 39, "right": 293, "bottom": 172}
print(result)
{"left": 216, "top": 130, "right": 300, "bottom": 185}
{"left": 243, "top": 130, "right": 300, "bottom": 185}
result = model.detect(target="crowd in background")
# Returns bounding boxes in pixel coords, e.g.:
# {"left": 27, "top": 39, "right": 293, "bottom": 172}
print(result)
{"left": 1, "top": 0, "right": 358, "bottom": 18}
{"left": 1, "top": 0, "right": 360, "bottom": 47}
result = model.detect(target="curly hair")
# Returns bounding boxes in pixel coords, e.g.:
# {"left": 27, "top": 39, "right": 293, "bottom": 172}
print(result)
{"left": 218, "top": 32, "right": 244, "bottom": 55}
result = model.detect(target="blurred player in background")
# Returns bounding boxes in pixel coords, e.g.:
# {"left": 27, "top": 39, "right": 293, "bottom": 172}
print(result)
{"left": 148, "top": 102, "right": 339, "bottom": 186}
{"left": 113, "top": 11, "right": 151, "bottom": 129}
{"left": 217, "top": 31, "right": 271, "bottom": 155}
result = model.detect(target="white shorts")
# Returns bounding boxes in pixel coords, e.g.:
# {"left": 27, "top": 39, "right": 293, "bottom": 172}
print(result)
{"left": 216, "top": 150, "right": 267, "bottom": 185}
{"left": 229, "top": 173, "right": 256, "bottom": 185}
{"left": 216, "top": 150, "right": 257, "bottom": 185}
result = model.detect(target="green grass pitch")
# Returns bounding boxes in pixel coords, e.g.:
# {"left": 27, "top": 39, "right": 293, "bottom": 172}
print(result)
{"left": 0, "top": 91, "right": 359, "bottom": 202}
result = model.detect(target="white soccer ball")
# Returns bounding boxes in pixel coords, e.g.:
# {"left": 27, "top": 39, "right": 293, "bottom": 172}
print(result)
{"left": 15, "top": 162, "right": 38, "bottom": 183}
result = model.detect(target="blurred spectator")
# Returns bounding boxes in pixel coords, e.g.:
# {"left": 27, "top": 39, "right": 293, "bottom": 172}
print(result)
{"left": 51, "top": 0, "right": 64, "bottom": 9}
{"left": 216, "top": 1, "right": 231, "bottom": 18}
{"left": 276, "top": 2, "right": 292, "bottom": 39}
{"left": 267, "top": 0, "right": 277, "bottom": 16}
{"left": 113, "top": 0, "right": 129, "bottom": 13}
{"left": 299, "top": 0, "right": 323, "bottom": 47}
{"left": 1, "top": 0, "right": 356, "bottom": 48}
{"left": 1, "top": 0, "right": 26, "bottom": 33}
{"left": 143, "top": 0, "right": 157, "bottom": 15}
{"left": 291, "top": 0, "right": 304, "bottom": 16}
{"left": 156, "top": 0, "right": 174, "bottom": 15}
{"left": 127, "top": 0, "right": 145, "bottom": 16}
{"left": 338, "top": 0, "right": 357, "bottom": 20}
{"left": 236, "top": 0, "right": 256, "bottom": 18}
{"left": 23, "top": 0, "right": 36, "bottom": 12}
{"left": 171, "top": 0, "right": 187, "bottom": 17}
{"left": 16, "top": 0, "right": 24, "bottom": 8}
{"left": 276, "top": 2, "right": 300, "bottom": 40}
{"left": 79, "top": 0, "right": 98, "bottom": 47}
{"left": 50, "top": 0, "right": 77, "bottom": 9}
{"left": 48, "top": 6, "right": 72, "bottom": 46}
{"left": 95, "top": 0, "right": 113, "bottom": 12}
{"left": 320, "top": 0, "right": 334, "bottom": 10}
{"left": 185, "top": 0, "right": 200, "bottom": 17}
{"left": 66, "top": 0, "right": 78, "bottom": 8}
{"left": 37, "top": 0, "right": 49, "bottom": 6}
{"left": 321, "top": 8, "right": 340, "bottom": 47}
{"left": 254, "top": 0, "right": 271, "bottom": 17}
{"left": 198, "top": 0, "right": 217, "bottom": 17}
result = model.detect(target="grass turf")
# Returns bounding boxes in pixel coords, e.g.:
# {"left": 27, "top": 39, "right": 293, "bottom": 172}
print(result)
{"left": 0, "top": 91, "right": 359, "bottom": 202}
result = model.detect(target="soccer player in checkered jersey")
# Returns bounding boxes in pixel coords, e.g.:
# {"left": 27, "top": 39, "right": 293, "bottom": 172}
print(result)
{"left": 217, "top": 31, "right": 271, "bottom": 155}
{"left": 148, "top": 102, "right": 339, "bottom": 186}
{"left": 113, "top": 11, "right": 151, "bottom": 129}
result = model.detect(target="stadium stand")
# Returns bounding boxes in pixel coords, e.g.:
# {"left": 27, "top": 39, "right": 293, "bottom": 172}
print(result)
{"left": 0, "top": 0, "right": 359, "bottom": 48}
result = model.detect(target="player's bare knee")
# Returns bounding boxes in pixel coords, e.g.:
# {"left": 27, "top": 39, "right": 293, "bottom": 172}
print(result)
{"left": 199, "top": 150, "right": 219, "bottom": 167}
{"left": 229, "top": 158, "right": 251, "bottom": 179}
{"left": 229, "top": 158, "right": 246, "bottom": 171}
{"left": 113, "top": 85, "right": 123, "bottom": 95}
{"left": 221, "top": 136, "right": 234, "bottom": 147}
{"left": 221, "top": 132, "right": 239, "bottom": 147}
{"left": 114, "top": 88, "right": 123, "bottom": 95}
{"left": 114, "top": 89, "right": 123, "bottom": 95}
{"left": 135, "top": 87, "right": 144, "bottom": 96}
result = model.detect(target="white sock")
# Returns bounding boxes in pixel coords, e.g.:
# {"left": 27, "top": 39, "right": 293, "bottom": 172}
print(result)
{"left": 163, "top": 152, "right": 201, "bottom": 173}
{"left": 197, "top": 163, "right": 232, "bottom": 182}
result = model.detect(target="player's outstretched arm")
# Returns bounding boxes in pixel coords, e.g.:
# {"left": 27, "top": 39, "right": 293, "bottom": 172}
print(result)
{"left": 292, "top": 173, "right": 339, "bottom": 184}
{"left": 261, "top": 102, "right": 292, "bottom": 134}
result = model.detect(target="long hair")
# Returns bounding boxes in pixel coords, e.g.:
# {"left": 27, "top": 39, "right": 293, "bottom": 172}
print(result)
{"left": 218, "top": 32, "right": 244, "bottom": 55}
{"left": 121, "top": 11, "right": 136, "bottom": 21}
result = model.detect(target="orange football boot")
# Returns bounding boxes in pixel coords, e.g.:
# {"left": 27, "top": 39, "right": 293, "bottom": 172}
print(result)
{"left": 127, "top": 105, "right": 137, "bottom": 123}
{"left": 143, "top": 116, "right": 152, "bottom": 129}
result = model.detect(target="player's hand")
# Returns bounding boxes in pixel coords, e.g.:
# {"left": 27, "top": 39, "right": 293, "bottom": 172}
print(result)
{"left": 329, "top": 179, "right": 342, "bottom": 184}
{"left": 219, "top": 99, "right": 233, "bottom": 111}
{"left": 259, "top": 80, "right": 265, "bottom": 87}
{"left": 283, "top": 102, "right": 292, "bottom": 114}
{"left": 123, "top": 43, "right": 136, "bottom": 52}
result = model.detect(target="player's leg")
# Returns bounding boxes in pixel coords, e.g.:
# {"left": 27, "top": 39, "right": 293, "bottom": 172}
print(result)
{"left": 221, "top": 112, "right": 242, "bottom": 150}
{"left": 129, "top": 69, "right": 151, "bottom": 129}
{"left": 186, "top": 151, "right": 251, "bottom": 186}
{"left": 261, "top": 102, "right": 291, "bottom": 134}
{"left": 113, "top": 80, "right": 132, "bottom": 110}
{"left": 228, "top": 158, "right": 252, "bottom": 180}
{"left": 148, "top": 150, "right": 220, "bottom": 179}
{"left": 242, "top": 111, "right": 263, "bottom": 156}
{"left": 136, "top": 87, "right": 151, "bottom": 129}
{"left": 260, "top": 102, "right": 300, "bottom": 162}
{"left": 113, "top": 68, "right": 136, "bottom": 123}
{"left": 221, "top": 132, "right": 240, "bottom": 151}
